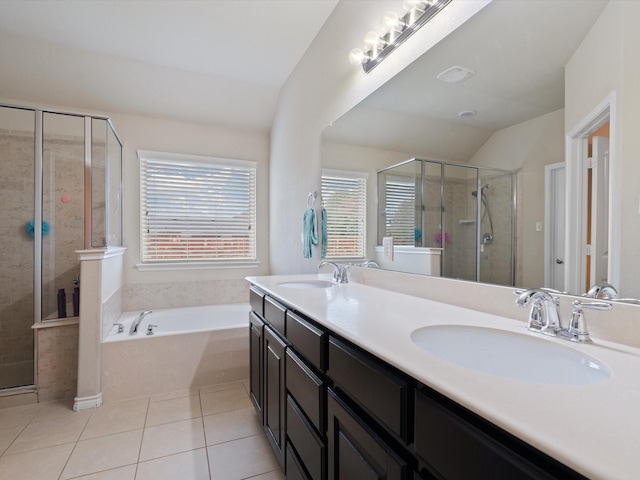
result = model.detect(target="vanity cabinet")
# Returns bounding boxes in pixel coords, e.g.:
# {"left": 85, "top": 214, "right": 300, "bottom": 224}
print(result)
{"left": 414, "top": 386, "right": 587, "bottom": 480}
{"left": 264, "top": 324, "right": 288, "bottom": 468}
{"left": 248, "top": 284, "right": 587, "bottom": 480}
{"left": 327, "top": 388, "right": 409, "bottom": 480}
{"left": 249, "top": 312, "right": 264, "bottom": 418}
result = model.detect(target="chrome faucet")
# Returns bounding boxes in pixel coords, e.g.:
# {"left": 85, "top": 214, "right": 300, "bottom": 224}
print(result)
{"left": 515, "top": 289, "right": 612, "bottom": 343}
{"left": 360, "top": 260, "right": 380, "bottom": 268}
{"left": 584, "top": 282, "right": 618, "bottom": 299}
{"left": 129, "top": 310, "right": 152, "bottom": 335}
{"left": 319, "top": 261, "right": 349, "bottom": 283}
{"left": 514, "top": 289, "right": 561, "bottom": 335}
{"left": 560, "top": 299, "right": 612, "bottom": 343}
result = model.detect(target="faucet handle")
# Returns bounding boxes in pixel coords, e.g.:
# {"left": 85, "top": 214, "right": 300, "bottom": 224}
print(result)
{"left": 560, "top": 300, "right": 612, "bottom": 343}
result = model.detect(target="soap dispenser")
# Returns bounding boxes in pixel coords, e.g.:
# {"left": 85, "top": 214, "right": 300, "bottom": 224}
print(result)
{"left": 72, "top": 275, "right": 80, "bottom": 317}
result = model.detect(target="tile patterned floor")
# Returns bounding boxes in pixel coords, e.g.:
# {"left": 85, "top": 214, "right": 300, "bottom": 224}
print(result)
{"left": 0, "top": 380, "right": 284, "bottom": 480}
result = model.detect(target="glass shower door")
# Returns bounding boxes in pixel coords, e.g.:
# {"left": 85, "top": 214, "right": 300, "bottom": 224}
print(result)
{"left": 0, "top": 106, "right": 36, "bottom": 389}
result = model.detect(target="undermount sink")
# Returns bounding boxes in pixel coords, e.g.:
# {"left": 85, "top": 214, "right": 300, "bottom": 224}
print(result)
{"left": 411, "top": 325, "right": 611, "bottom": 385}
{"left": 276, "top": 280, "right": 335, "bottom": 289}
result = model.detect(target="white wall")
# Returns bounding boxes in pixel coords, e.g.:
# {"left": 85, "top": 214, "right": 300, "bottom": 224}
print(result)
{"left": 565, "top": 0, "right": 640, "bottom": 298}
{"left": 269, "top": 0, "right": 490, "bottom": 274}
{"left": 110, "top": 112, "right": 271, "bottom": 308}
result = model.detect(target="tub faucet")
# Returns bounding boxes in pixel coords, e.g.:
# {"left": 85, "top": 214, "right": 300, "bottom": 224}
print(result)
{"left": 584, "top": 282, "right": 618, "bottom": 299}
{"left": 360, "top": 260, "right": 380, "bottom": 268}
{"left": 319, "top": 261, "right": 349, "bottom": 283}
{"left": 514, "top": 289, "right": 561, "bottom": 335}
{"left": 130, "top": 310, "right": 152, "bottom": 335}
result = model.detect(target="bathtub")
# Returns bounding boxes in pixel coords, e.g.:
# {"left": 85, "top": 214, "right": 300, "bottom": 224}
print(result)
{"left": 104, "top": 303, "right": 250, "bottom": 340}
{"left": 101, "top": 303, "right": 250, "bottom": 401}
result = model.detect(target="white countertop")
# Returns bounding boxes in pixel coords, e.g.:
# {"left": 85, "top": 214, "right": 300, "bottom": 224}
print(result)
{"left": 247, "top": 273, "right": 640, "bottom": 480}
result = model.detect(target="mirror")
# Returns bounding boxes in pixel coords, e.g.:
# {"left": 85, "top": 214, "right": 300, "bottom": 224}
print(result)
{"left": 321, "top": 0, "right": 616, "bottom": 295}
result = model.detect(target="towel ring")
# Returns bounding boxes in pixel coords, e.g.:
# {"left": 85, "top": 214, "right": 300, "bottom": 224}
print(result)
{"left": 307, "top": 191, "right": 317, "bottom": 207}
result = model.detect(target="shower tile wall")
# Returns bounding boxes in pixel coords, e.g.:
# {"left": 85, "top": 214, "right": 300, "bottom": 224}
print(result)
{"left": 0, "top": 129, "right": 35, "bottom": 389}
{"left": 41, "top": 133, "right": 84, "bottom": 319}
{"left": 37, "top": 324, "right": 79, "bottom": 402}
{"left": 478, "top": 173, "right": 513, "bottom": 286}
{"left": 1, "top": 128, "right": 85, "bottom": 391}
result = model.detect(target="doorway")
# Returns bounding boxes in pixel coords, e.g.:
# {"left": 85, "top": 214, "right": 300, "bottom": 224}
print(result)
{"left": 565, "top": 92, "right": 617, "bottom": 295}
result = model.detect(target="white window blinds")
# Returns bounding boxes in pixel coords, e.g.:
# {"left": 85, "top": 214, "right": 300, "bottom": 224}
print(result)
{"left": 321, "top": 170, "right": 367, "bottom": 258}
{"left": 139, "top": 150, "right": 256, "bottom": 264}
{"left": 385, "top": 178, "right": 415, "bottom": 245}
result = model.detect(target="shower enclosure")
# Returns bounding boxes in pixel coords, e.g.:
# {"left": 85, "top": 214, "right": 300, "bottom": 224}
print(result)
{"left": 0, "top": 104, "right": 122, "bottom": 392}
{"left": 378, "top": 158, "right": 516, "bottom": 285}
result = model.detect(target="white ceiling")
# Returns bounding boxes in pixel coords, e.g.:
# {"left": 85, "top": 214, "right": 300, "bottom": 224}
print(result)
{"left": 0, "top": 0, "right": 339, "bottom": 131}
{"left": 323, "top": 0, "right": 608, "bottom": 162}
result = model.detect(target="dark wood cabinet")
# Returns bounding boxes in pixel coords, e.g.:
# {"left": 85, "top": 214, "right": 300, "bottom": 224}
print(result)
{"left": 328, "top": 336, "right": 412, "bottom": 443}
{"left": 287, "top": 394, "right": 326, "bottom": 480}
{"left": 248, "top": 285, "right": 585, "bottom": 480}
{"left": 264, "top": 324, "right": 288, "bottom": 468}
{"left": 327, "top": 388, "right": 408, "bottom": 480}
{"left": 414, "top": 386, "right": 587, "bottom": 480}
{"left": 249, "top": 312, "right": 264, "bottom": 420}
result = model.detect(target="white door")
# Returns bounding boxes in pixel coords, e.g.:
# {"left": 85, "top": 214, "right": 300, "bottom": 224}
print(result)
{"left": 545, "top": 163, "right": 566, "bottom": 290}
{"left": 590, "top": 136, "right": 609, "bottom": 285}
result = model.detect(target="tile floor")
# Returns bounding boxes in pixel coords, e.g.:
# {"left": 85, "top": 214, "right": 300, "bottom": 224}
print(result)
{"left": 0, "top": 380, "right": 284, "bottom": 480}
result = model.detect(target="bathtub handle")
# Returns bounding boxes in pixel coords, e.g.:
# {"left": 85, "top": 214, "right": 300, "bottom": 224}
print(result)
{"left": 114, "top": 323, "right": 125, "bottom": 334}
{"left": 146, "top": 324, "right": 158, "bottom": 336}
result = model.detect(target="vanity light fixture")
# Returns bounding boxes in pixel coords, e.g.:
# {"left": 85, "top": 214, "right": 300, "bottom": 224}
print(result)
{"left": 349, "top": 0, "right": 452, "bottom": 73}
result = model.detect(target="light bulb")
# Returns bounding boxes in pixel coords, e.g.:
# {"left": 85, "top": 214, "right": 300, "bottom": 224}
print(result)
{"left": 403, "top": 0, "right": 429, "bottom": 11}
{"left": 363, "top": 31, "right": 382, "bottom": 50}
{"left": 381, "top": 11, "right": 402, "bottom": 33}
{"left": 348, "top": 48, "right": 366, "bottom": 65}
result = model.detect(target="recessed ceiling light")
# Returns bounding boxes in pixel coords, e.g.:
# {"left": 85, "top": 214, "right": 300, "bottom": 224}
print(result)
{"left": 437, "top": 66, "right": 475, "bottom": 83}
{"left": 458, "top": 109, "right": 477, "bottom": 118}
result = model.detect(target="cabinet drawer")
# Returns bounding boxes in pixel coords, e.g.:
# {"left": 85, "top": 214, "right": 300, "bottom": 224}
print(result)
{"left": 287, "top": 394, "right": 325, "bottom": 480}
{"left": 328, "top": 336, "right": 411, "bottom": 442}
{"left": 287, "top": 442, "right": 311, "bottom": 480}
{"left": 286, "top": 311, "right": 327, "bottom": 371}
{"left": 286, "top": 349, "right": 325, "bottom": 434}
{"left": 249, "top": 286, "right": 264, "bottom": 317}
{"left": 264, "top": 296, "right": 286, "bottom": 336}
{"left": 415, "top": 388, "right": 558, "bottom": 480}
{"left": 327, "top": 389, "right": 408, "bottom": 480}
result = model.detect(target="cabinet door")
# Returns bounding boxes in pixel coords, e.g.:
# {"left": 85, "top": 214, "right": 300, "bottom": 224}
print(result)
{"left": 414, "top": 387, "right": 577, "bottom": 480}
{"left": 249, "top": 312, "right": 264, "bottom": 420}
{"left": 264, "top": 325, "right": 287, "bottom": 468}
{"left": 327, "top": 389, "right": 407, "bottom": 480}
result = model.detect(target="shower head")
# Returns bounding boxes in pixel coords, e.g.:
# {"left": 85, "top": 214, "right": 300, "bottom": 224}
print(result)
{"left": 471, "top": 183, "right": 491, "bottom": 197}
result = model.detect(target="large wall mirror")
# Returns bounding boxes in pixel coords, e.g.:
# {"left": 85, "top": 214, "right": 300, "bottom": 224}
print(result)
{"left": 321, "top": 0, "right": 627, "bottom": 297}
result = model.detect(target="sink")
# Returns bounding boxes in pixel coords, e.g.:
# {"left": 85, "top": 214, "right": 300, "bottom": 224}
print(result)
{"left": 276, "top": 280, "right": 335, "bottom": 289}
{"left": 411, "top": 325, "right": 611, "bottom": 385}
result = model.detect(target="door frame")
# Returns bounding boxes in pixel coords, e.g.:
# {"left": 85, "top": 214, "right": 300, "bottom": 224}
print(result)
{"left": 565, "top": 91, "right": 619, "bottom": 294}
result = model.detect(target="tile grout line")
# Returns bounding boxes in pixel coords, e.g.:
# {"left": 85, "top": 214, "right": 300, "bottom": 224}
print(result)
{"left": 198, "top": 388, "right": 214, "bottom": 480}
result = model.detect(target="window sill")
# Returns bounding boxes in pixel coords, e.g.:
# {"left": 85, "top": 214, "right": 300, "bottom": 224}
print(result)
{"left": 136, "top": 260, "right": 261, "bottom": 271}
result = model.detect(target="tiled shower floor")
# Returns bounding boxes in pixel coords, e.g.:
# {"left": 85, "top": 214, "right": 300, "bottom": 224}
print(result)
{"left": 0, "top": 380, "right": 284, "bottom": 480}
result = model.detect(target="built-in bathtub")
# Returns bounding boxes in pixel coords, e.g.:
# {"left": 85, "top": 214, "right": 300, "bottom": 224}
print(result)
{"left": 101, "top": 303, "right": 250, "bottom": 402}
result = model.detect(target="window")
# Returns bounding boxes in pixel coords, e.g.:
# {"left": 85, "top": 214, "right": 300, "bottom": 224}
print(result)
{"left": 321, "top": 169, "right": 367, "bottom": 258}
{"left": 138, "top": 150, "right": 256, "bottom": 267}
{"left": 384, "top": 176, "right": 415, "bottom": 245}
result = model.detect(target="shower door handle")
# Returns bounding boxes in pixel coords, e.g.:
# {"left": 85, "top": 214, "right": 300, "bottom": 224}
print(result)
{"left": 555, "top": 259, "right": 564, "bottom": 264}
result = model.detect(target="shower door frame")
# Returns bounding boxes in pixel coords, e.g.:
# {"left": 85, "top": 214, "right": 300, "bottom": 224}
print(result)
{"left": 0, "top": 102, "right": 123, "bottom": 394}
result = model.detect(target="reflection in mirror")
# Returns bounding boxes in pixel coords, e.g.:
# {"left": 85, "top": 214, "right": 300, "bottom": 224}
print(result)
{"left": 377, "top": 158, "right": 515, "bottom": 284}
{"left": 321, "top": 0, "right": 613, "bottom": 294}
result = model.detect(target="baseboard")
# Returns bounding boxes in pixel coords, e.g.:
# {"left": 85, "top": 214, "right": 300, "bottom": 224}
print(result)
{"left": 73, "top": 393, "right": 103, "bottom": 411}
